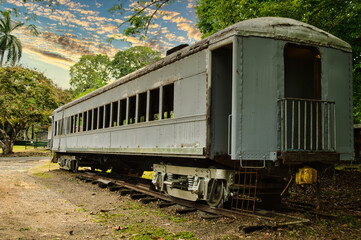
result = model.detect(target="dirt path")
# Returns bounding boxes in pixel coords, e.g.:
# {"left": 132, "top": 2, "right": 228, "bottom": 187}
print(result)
{"left": 0, "top": 157, "right": 360, "bottom": 240}
{"left": 0, "top": 158, "right": 111, "bottom": 239}
{"left": 0, "top": 158, "right": 248, "bottom": 240}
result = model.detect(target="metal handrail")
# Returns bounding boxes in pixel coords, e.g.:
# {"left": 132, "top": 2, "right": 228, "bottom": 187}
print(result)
{"left": 278, "top": 98, "right": 336, "bottom": 152}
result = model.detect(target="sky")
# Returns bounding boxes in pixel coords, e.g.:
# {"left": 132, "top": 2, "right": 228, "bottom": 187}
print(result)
{"left": 0, "top": 0, "right": 201, "bottom": 89}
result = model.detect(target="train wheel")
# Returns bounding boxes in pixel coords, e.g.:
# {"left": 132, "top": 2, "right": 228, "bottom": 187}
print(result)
{"left": 206, "top": 179, "right": 224, "bottom": 207}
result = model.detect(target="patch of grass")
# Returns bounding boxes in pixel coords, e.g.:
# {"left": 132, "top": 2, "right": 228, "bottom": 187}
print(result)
{"left": 32, "top": 172, "right": 52, "bottom": 178}
{"left": 114, "top": 223, "right": 196, "bottom": 240}
{"left": 0, "top": 145, "right": 49, "bottom": 154}
{"left": 76, "top": 207, "right": 86, "bottom": 212}
{"left": 303, "top": 227, "right": 319, "bottom": 236}
{"left": 124, "top": 201, "right": 144, "bottom": 210}
{"left": 30, "top": 161, "right": 58, "bottom": 177}
{"left": 19, "top": 227, "right": 31, "bottom": 231}
{"left": 337, "top": 215, "right": 360, "bottom": 228}
{"left": 321, "top": 190, "right": 337, "bottom": 196}
{"left": 151, "top": 209, "right": 167, "bottom": 218}
{"left": 220, "top": 235, "right": 240, "bottom": 240}
{"left": 93, "top": 211, "right": 124, "bottom": 224}
{"left": 169, "top": 216, "right": 189, "bottom": 223}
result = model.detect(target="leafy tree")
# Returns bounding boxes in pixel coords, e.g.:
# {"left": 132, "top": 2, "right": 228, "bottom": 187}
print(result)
{"left": 69, "top": 54, "right": 112, "bottom": 98}
{"left": 69, "top": 47, "right": 161, "bottom": 98}
{"left": 0, "top": 11, "right": 38, "bottom": 66}
{"left": 0, "top": 66, "right": 71, "bottom": 155}
{"left": 111, "top": 46, "right": 161, "bottom": 79}
{"left": 109, "top": 0, "right": 174, "bottom": 40}
{"left": 195, "top": 0, "right": 361, "bottom": 123}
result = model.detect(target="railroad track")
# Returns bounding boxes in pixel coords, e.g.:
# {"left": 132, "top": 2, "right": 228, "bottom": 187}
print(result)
{"left": 69, "top": 170, "right": 310, "bottom": 229}
{"left": 282, "top": 200, "right": 344, "bottom": 219}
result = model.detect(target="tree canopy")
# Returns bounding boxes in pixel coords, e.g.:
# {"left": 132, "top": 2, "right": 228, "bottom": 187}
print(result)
{"left": 111, "top": 46, "right": 161, "bottom": 79}
{"left": 0, "top": 66, "right": 71, "bottom": 155}
{"left": 0, "top": 11, "right": 38, "bottom": 66}
{"left": 195, "top": 0, "right": 361, "bottom": 123}
{"left": 69, "top": 46, "right": 161, "bottom": 99}
{"left": 69, "top": 54, "right": 112, "bottom": 98}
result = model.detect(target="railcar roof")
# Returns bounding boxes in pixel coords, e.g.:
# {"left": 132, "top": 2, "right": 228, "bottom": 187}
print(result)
{"left": 54, "top": 17, "right": 351, "bottom": 113}
{"left": 211, "top": 17, "right": 351, "bottom": 53}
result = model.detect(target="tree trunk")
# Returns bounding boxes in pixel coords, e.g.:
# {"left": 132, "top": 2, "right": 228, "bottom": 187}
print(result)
{"left": 0, "top": 50, "right": 5, "bottom": 67}
{"left": 1, "top": 135, "right": 14, "bottom": 155}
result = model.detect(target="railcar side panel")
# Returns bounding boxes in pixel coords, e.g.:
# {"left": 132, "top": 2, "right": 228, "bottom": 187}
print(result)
{"left": 52, "top": 50, "right": 208, "bottom": 158}
{"left": 238, "top": 37, "right": 281, "bottom": 160}
{"left": 321, "top": 47, "right": 353, "bottom": 160}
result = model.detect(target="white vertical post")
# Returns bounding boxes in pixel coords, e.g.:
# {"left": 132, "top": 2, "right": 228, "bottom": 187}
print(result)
{"left": 285, "top": 99, "right": 288, "bottom": 151}
{"left": 159, "top": 86, "right": 163, "bottom": 120}
{"left": 316, "top": 103, "right": 319, "bottom": 150}
{"left": 328, "top": 103, "right": 331, "bottom": 150}
{"left": 126, "top": 98, "right": 129, "bottom": 125}
{"left": 135, "top": 94, "right": 139, "bottom": 123}
{"left": 280, "top": 100, "right": 284, "bottom": 151}
{"left": 146, "top": 90, "right": 150, "bottom": 122}
{"left": 298, "top": 100, "right": 301, "bottom": 150}
{"left": 334, "top": 104, "right": 337, "bottom": 150}
{"left": 117, "top": 100, "right": 120, "bottom": 126}
{"left": 291, "top": 100, "right": 295, "bottom": 150}
{"left": 304, "top": 101, "right": 307, "bottom": 150}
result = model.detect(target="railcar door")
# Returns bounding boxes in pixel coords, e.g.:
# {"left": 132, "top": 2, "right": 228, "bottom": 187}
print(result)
{"left": 283, "top": 44, "right": 322, "bottom": 151}
{"left": 210, "top": 42, "right": 233, "bottom": 159}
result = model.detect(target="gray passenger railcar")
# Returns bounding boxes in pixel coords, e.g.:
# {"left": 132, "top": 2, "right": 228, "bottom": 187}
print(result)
{"left": 51, "top": 17, "right": 353, "bottom": 208}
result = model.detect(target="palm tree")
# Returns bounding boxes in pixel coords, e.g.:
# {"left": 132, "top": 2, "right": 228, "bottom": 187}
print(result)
{"left": 0, "top": 11, "right": 38, "bottom": 66}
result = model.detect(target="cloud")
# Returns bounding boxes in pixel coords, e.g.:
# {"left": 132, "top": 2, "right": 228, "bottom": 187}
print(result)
{"left": 23, "top": 46, "right": 73, "bottom": 70}
{"left": 154, "top": 9, "right": 201, "bottom": 42}
{"left": 39, "top": 31, "right": 92, "bottom": 56}
{"left": 94, "top": 0, "right": 102, "bottom": 8}
{"left": 170, "top": 16, "right": 193, "bottom": 24}
{"left": 165, "top": 33, "right": 176, "bottom": 41}
{"left": 159, "top": 10, "right": 180, "bottom": 21}
{"left": 58, "top": 0, "right": 88, "bottom": 9}
{"left": 176, "top": 22, "right": 202, "bottom": 41}
{"left": 25, "top": 45, "right": 73, "bottom": 63}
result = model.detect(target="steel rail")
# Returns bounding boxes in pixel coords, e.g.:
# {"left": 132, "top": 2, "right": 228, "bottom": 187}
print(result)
{"left": 75, "top": 171, "right": 309, "bottom": 224}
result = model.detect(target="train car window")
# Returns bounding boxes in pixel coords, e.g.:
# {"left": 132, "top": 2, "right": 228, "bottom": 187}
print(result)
{"left": 99, "top": 106, "right": 104, "bottom": 129}
{"left": 149, "top": 88, "right": 160, "bottom": 121}
{"left": 83, "top": 111, "right": 87, "bottom": 131}
{"left": 87, "top": 110, "right": 92, "bottom": 131}
{"left": 119, "top": 99, "right": 126, "bottom": 125}
{"left": 66, "top": 117, "right": 70, "bottom": 134}
{"left": 128, "top": 96, "right": 136, "bottom": 124}
{"left": 93, "top": 108, "right": 98, "bottom": 130}
{"left": 78, "top": 113, "right": 83, "bottom": 132}
{"left": 70, "top": 116, "right": 74, "bottom": 133}
{"left": 74, "top": 115, "right": 78, "bottom": 132}
{"left": 58, "top": 120, "right": 61, "bottom": 135}
{"left": 54, "top": 121, "right": 57, "bottom": 136}
{"left": 59, "top": 119, "right": 63, "bottom": 135}
{"left": 138, "top": 92, "right": 147, "bottom": 123}
{"left": 162, "top": 84, "right": 174, "bottom": 119}
{"left": 105, "top": 104, "right": 111, "bottom": 128}
{"left": 112, "top": 101, "right": 118, "bottom": 126}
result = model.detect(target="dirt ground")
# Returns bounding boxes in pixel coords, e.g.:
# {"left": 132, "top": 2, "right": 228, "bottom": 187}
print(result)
{"left": 0, "top": 156, "right": 360, "bottom": 240}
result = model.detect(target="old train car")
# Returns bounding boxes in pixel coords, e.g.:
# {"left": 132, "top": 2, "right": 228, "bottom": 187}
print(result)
{"left": 51, "top": 17, "right": 353, "bottom": 209}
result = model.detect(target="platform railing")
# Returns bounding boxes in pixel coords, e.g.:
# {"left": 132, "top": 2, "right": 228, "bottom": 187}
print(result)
{"left": 278, "top": 98, "right": 336, "bottom": 152}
